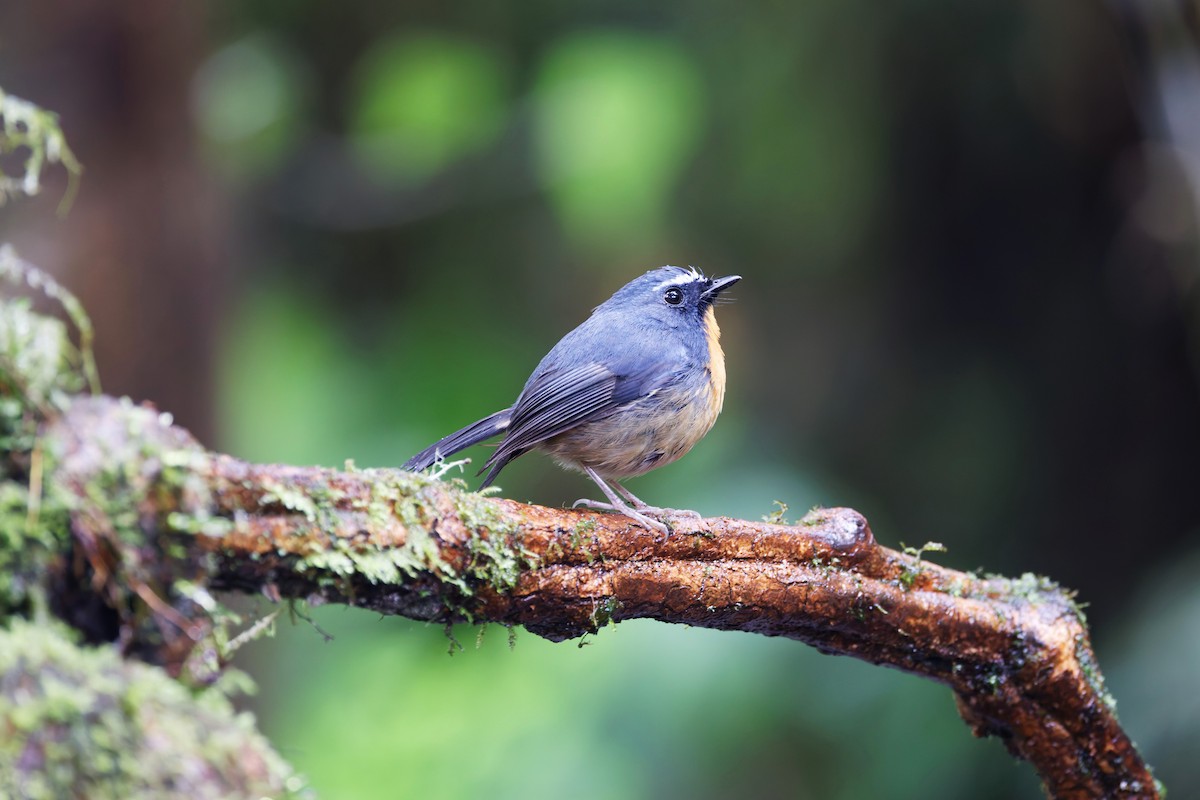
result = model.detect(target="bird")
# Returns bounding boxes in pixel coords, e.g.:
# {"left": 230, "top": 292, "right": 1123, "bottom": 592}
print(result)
{"left": 403, "top": 266, "right": 740, "bottom": 533}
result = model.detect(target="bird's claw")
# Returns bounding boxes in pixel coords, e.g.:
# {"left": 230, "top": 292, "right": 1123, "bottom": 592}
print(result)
{"left": 632, "top": 505, "right": 702, "bottom": 521}
{"left": 572, "top": 498, "right": 669, "bottom": 534}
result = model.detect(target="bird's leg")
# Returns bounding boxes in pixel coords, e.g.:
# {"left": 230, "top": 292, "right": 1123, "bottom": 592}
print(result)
{"left": 610, "top": 480, "right": 702, "bottom": 521}
{"left": 573, "top": 467, "right": 668, "bottom": 533}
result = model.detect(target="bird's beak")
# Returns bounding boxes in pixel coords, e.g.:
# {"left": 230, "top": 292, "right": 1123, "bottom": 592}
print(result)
{"left": 702, "top": 274, "right": 741, "bottom": 301}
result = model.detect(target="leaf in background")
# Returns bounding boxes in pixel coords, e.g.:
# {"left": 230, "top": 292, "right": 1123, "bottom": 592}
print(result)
{"left": 191, "top": 33, "right": 310, "bottom": 178}
{"left": 348, "top": 32, "right": 511, "bottom": 185}
{"left": 533, "top": 31, "right": 705, "bottom": 247}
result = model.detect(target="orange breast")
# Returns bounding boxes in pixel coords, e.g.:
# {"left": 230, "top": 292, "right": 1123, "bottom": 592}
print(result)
{"left": 702, "top": 305, "right": 727, "bottom": 427}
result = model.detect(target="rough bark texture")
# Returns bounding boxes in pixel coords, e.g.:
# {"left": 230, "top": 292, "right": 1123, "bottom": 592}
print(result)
{"left": 30, "top": 395, "right": 1159, "bottom": 800}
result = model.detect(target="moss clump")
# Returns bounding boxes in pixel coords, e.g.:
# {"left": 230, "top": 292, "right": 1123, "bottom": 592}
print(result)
{"left": 292, "top": 468, "right": 533, "bottom": 616}
{"left": 32, "top": 397, "right": 220, "bottom": 660}
{"left": 0, "top": 618, "right": 310, "bottom": 800}
{"left": 762, "top": 500, "right": 789, "bottom": 525}
{"left": 0, "top": 295, "right": 86, "bottom": 618}
{"left": 0, "top": 479, "right": 67, "bottom": 618}
{"left": 1074, "top": 630, "right": 1118, "bottom": 715}
{"left": 457, "top": 487, "right": 536, "bottom": 593}
{"left": 590, "top": 596, "right": 622, "bottom": 629}
{"left": 465, "top": 526, "right": 532, "bottom": 593}
{"left": 0, "top": 275, "right": 105, "bottom": 622}
{"left": 297, "top": 469, "right": 468, "bottom": 594}
{"left": 0, "top": 90, "right": 83, "bottom": 211}
{"left": 1002, "top": 571, "right": 1061, "bottom": 603}
{"left": 0, "top": 294, "right": 82, "bottom": 471}
{"left": 897, "top": 541, "right": 947, "bottom": 591}
{"left": 565, "top": 516, "right": 600, "bottom": 564}
{"left": 0, "top": 297, "right": 83, "bottom": 448}
{"left": 799, "top": 505, "right": 826, "bottom": 526}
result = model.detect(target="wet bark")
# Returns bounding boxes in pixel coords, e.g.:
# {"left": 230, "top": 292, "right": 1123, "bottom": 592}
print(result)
{"left": 35, "top": 395, "right": 1161, "bottom": 800}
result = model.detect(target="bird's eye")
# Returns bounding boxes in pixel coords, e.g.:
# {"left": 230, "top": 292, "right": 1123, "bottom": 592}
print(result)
{"left": 664, "top": 287, "right": 684, "bottom": 306}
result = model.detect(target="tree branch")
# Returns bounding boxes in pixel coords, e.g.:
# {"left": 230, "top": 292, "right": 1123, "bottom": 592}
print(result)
{"left": 26, "top": 394, "right": 1157, "bottom": 800}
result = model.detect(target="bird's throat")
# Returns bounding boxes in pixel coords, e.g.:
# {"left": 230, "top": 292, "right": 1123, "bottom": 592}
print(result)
{"left": 704, "top": 305, "right": 727, "bottom": 414}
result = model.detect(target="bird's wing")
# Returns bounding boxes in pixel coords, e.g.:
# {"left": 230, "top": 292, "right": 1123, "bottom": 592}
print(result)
{"left": 479, "top": 358, "right": 674, "bottom": 483}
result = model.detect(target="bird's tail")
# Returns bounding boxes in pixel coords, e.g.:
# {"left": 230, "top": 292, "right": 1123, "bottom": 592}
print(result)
{"left": 402, "top": 409, "right": 512, "bottom": 473}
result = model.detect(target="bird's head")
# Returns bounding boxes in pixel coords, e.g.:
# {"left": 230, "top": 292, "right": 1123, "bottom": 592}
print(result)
{"left": 601, "top": 266, "right": 741, "bottom": 328}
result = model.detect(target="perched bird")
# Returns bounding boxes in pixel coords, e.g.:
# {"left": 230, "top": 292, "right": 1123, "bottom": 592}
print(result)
{"left": 403, "top": 266, "right": 740, "bottom": 532}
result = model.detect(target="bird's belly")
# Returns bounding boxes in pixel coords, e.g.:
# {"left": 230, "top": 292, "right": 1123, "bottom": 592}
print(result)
{"left": 540, "top": 381, "right": 723, "bottom": 479}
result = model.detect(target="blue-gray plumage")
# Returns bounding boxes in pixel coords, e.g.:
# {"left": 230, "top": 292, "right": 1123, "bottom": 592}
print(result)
{"left": 403, "top": 266, "right": 740, "bottom": 532}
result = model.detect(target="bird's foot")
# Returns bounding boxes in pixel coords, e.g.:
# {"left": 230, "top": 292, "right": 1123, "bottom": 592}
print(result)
{"left": 638, "top": 505, "right": 712, "bottom": 537}
{"left": 608, "top": 482, "right": 702, "bottom": 521}
{"left": 572, "top": 498, "right": 669, "bottom": 534}
{"left": 629, "top": 503, "right": 703, "bottom": 521}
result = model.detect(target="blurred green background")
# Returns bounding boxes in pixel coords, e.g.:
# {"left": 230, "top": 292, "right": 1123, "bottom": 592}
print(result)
{"left": 2, "top": 2, "right": 1199, "bottom": 798}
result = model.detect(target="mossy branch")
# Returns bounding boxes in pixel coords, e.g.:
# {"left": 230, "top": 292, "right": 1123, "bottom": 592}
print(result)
{"left": 2, "top": 392, "right": 1152, "bottom": 800}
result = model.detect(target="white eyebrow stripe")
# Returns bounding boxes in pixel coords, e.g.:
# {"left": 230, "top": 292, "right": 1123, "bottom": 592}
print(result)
{"left": 654, "top": 266, "right": 703, "bottom": 290}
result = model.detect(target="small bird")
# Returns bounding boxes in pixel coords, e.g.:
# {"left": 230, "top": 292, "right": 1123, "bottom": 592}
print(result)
{"left": 403, "top": 266, "right": 740, "bottom": 532}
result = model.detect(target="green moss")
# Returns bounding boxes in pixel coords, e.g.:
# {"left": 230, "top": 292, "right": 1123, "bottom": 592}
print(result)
{"left": 293, "top": 469, "right": 533, "bottom": 612}
{"left": 454, "top": 486, "right": 534, "bottom": 592}
{"left": 0, "top": 90, "right": 83, "bottom": 212}
{"left": 259, "top": 478, "right": 322, "bottom": 523}
{"left": 0, "top": 618, "right": 309, "bottom": 799}
{"left": 1074, "top": 632, "right": 1118, "bottom": 714}
{"left": 0, "top": 297, "right": 86, "bottom": 616}
{"left": 1000, "top": 571, "right": 1060, "bottom": 602}
{"left": 590, "top": 596, "right": 622, "bottom": 628}
{"left": 0, "top": 297, "right": 83, "bottom": 458}
{"left": 897, "top": 541, "right": 947, "bottom": 590}
{"left": 47, "top": 399, "right": 216, "bottom": 637}
{"left": 3, "top": 391, "right": 242, "bottom": 670}
{"left": 799, "top": 505, "right": 827, "bottom": 526}
{"left": 359, "top": 469, "right": 424, "bottom": 531}
{"left": 0, "top": 477, "right": 63, "bottom": 617}
{"left": 0, "top": 264, "right": 112, "bottom": 622}
{"left": 762, "top": 500, "right": 789, "bottom": 525}
{"left": 567, "top": 518, "right": 599, "bottom": 564}
{"left": 900, "top": 541, "right": 947, "bottom": 560}
{"left": 574, "top": 596, "right": 623, "bottom": 648}
{"left": 465, "top": 523, "right": 534, "bottom": 594}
